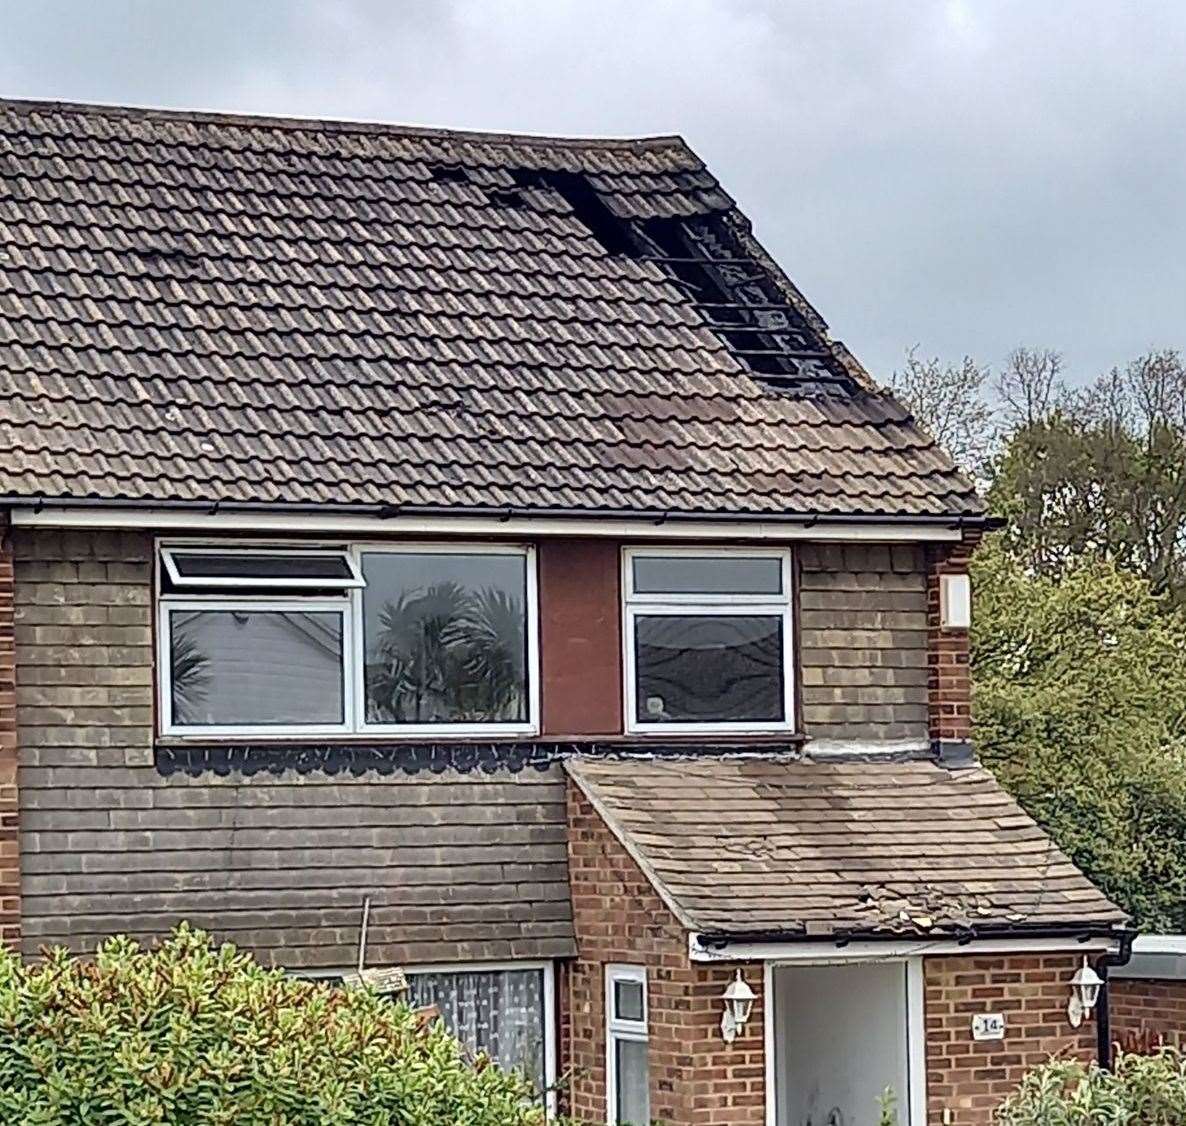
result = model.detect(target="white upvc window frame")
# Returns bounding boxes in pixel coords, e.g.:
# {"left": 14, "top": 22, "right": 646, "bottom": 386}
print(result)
{"left": 605, "top": 963, "right": 649, "bottom": 1126}
{"left": 350, "top": 542, "right": 540, "bottom": 738}
{"left": 621, "top": 545, "right": 796, "bottom": 736}
{"left": 156, "top": 539, "right": 540, "bottom": 740}
{"left": 160, "top": 545, "right": 364, "bottom": 590}
{"left": 158, "top": 596, "right": 355, "bottom": 737}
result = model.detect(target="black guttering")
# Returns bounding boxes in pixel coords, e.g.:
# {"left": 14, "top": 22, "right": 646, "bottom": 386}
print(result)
{"left": 2, "top": 495, "right": 1002, "bottom": 529}
{"left": 694, "top": 921, "right": 1133, "bottom": 950}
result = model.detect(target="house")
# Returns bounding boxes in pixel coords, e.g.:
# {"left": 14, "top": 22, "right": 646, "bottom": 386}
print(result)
{"left": 0, "top": 97, "right": 1136, "bottom": 1124}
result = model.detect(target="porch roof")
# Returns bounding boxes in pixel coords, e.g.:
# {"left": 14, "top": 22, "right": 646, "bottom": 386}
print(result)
{"left": 565, "top": 754, "right": 1128, "bottom": 940}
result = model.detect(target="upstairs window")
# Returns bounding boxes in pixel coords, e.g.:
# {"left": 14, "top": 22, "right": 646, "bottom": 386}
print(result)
{"left": 157, "top": 543, "right": 537, "bottom": 738}
{"left": 359, "top": 548, "right": 533, "bottom": 731}
{"left": 622, "top": 547, "right": 794, "bottom": 734}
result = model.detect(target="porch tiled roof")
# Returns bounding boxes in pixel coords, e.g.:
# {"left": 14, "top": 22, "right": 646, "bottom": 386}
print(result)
{"left": 566, "top": 755, "right": 1127, "bottom": 939}
{"left": 0, "top": 99, "right": 983, "bottom": 521}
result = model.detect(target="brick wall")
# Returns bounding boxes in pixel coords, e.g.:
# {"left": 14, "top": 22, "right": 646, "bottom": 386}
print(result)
{"left": 799, "top": 543, "right": 929, "bottom": 744}
{"left": 566, "top": 779, "right": 765, "bottom": 1125}
{"left": 1110, "top": 977, "right": 1186, "bottom": 1049}
{"left": 926, "top": 532, "right": 981, "bottom": 745}
{"left": 924, "top": 953, "right": 1096, "bottom": 1123}
{"left": 13, "top": 528, "right": 574, "bottom": 967}
{"left": 0, "top": 526, "right": 18, "bottom": 951}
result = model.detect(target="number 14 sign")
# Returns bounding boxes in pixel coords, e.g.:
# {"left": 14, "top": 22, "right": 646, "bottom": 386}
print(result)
{"left": 971, "top": 1013, "right": 1006, "bottom": 1041}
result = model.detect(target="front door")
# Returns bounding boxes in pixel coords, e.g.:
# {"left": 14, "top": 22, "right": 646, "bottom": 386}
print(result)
{"left": 772, "top": 961, "right": 922, "bottom": 1126}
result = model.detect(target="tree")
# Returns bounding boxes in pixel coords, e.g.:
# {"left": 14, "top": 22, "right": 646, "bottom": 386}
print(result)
{"left": 889, "top": 346, "right": 996, "bottom": 475}
{"left": 973, "top": 538, "right": 1186, "bottom": 931}
{"left": 997, "top": 1048, "right": 1186, "bottom": 1123}
{"left": 988, "top": 350, "right": 1186, "bottom": 600}
{"left": 0, "top": 925, "right": 547, "bottom": 1125}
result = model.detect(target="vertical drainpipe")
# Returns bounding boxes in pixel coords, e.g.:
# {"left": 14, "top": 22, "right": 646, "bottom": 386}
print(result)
{"left": 1095, "top": 931, "right": 1137, "bottom": 1068}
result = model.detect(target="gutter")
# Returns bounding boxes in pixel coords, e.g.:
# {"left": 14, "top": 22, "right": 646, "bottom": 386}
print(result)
{"left": 693, "top": 920, "right": 1125, "bottom": 951}
{"left": 0, "top": 494, "right": 1001, "bottom": 529}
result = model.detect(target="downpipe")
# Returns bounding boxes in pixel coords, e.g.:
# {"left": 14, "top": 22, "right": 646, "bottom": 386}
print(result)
{"left": 1095, "top": 931, "right": 1137, "bottom": 1068}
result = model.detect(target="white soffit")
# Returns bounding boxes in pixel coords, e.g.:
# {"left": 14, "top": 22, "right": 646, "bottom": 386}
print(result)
{"left": 9, "top": 505, "right": 965, "bottom": 542}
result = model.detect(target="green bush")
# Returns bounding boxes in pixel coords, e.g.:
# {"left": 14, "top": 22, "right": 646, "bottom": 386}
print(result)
{"left": 0, "top": 924, "right": 546, "bottom": 1125}
{"left": 997, "top": 1048, "right": 1186, "bottom": 1123}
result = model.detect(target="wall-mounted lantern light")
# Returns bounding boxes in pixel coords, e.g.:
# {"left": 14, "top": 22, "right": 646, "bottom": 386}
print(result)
{"left": 1067, "top": 957, "right": 1103, "bottom": 1028}
{"left": 720, "top": 969, "right": 756, "bottom": 1044}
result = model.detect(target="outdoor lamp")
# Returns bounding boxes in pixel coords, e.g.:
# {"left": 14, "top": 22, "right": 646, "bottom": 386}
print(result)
{"left": 1066, "top": 957, "right": 1104, "bottom": 1028}
{"left": 720, "top": 970, "right": 756, "bottom": 1044}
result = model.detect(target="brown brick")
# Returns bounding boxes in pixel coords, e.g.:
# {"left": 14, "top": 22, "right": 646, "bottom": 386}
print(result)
{"left": 1110, "top": 978, "right": 1186, "bottom": 1051}
{"left": 924, "top": 953, "right": 1096, "bottom": 1123}
{"left": 563, "top": 780, "right": 766, "bottom": 1125}
{"left": 927, "top": 531, "right": 982, "bottom": 742}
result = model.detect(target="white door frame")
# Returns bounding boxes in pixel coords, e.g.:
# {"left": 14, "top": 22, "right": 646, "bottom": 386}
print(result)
{"left": 764, "top": 957, "right": 927, "bottom": 1126}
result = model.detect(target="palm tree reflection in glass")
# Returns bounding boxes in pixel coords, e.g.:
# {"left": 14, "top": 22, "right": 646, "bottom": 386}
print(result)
{"left": 367, "top": 581, "right": 527, "bottom": 724}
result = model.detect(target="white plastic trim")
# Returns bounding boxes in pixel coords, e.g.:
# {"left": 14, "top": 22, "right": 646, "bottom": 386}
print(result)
{"left": 11, "top": 504, "right": 965, "bottom": 542}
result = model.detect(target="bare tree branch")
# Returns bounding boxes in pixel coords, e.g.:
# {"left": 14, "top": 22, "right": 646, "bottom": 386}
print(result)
{"left": 889, "top": 345, "right": 996, "bottom": 475}
{"left": 996, "top": 347, "right": 1067, "bottom": 428}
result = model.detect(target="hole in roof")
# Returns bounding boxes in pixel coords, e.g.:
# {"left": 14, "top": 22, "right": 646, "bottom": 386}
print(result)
{"left": 427, "top": 163, "right": 471, "bottom": 184}
{"left": 639, "top": 213, "right": 859, "bottom": 397}
{"left": 510, "top": 168, "right": 640, "bottom": 257}
{"left": 486, "top": 186, "right": 527, "bottom": 209}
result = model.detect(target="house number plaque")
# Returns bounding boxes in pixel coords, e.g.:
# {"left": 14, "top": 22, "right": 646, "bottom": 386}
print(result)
{"left": 971, "top": 1013, "right": 1006, "bottom": 1041}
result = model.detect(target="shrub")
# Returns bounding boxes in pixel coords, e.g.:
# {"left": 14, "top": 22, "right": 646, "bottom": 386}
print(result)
{"left": 997, "top": 1048, "right": 1186, "bottom": 1123}
{"left": 0, "top": 924, "right": 546, "bottom": 1125}
{"left": 973, "top": 538, "right": 1186, "bottom": 931}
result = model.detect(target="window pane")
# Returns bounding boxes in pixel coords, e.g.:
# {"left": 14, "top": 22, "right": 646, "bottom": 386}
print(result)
{"left": 614, "top": 979, "right": 644, "bottom": 1022}
{"left": 405, "top": 969, "right": 546, "bottom": 1097}
{"left": 169, "top": 609, "right": 344, "bottom": 726}
{"left": 615, "top": 1038, "right": 650, "bottom": 1125}
{"left": 170, "top": 552, "right": 354, "bottom": 582}
{"left": 632, "top": 554, "right": 783, "bottom": 595}
{"left": 361, "top": 552, "right": 529, "bottom": 725}
{"left": 634, "top": 614, "right": 784, "bottom": 724}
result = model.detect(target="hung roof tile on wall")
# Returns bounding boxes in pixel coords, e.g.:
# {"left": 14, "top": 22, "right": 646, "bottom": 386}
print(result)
{"left": 566, "top": 756, "right": 1127, "bottom": 939}
{"left": 0, "top": 99, "right": 984, "bottom": 519}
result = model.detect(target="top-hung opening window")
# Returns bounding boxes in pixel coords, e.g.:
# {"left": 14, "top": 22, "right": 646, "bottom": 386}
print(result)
{"left": 622, "top": 547, "right": 794, "bottom": 735}
{"left": 159, "top": 548, "right": 363, "bottom": 590}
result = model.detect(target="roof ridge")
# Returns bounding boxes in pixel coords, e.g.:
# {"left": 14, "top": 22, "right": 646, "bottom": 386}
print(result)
{"left": 0, "top": 96, "right": 691, "bottom": 152}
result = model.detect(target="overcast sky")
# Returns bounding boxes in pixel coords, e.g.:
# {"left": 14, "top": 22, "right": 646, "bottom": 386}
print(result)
{"left": 1, "top": 0, "right": 1183, "bottom": 384}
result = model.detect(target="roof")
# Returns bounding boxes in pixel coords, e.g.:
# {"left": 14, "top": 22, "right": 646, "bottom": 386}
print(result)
{"left": 566, "top": 755, "right": 1127, "bottom": 939}
{"left": 0, "top": 98, "right": 984, "bottom": 521}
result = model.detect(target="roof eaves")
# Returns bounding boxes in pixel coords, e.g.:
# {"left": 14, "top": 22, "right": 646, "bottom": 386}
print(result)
{"left": 694, "top": 918, "right": 1134, "bottom": 949}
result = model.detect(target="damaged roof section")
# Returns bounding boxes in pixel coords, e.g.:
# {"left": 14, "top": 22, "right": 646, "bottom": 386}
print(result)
{"left": 0, "top": 99, "right": 984, "bottom": 520}
{"left": 566, "top": 756, "right": 1127, "bottom": 940}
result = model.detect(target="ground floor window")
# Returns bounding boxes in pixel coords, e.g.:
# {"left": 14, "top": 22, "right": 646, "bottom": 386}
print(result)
{"left": 405, "top": 963, "right": 553, "bottom": 1100}
{"left": 605, "top": 964, "right": 649, "bottom": 1125}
